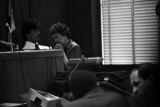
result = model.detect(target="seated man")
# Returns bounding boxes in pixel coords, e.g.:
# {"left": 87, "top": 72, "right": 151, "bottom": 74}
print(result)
{"left": 63, "top": 70, "right": 130, "bottom": 107}
{"left": 21, "top": 19, "right": 49, "bottom": 50}
{"left": 49, "top": 22, "right": 81, "bottom": 67}
{"left": 130, "top": 63, "right": 160, "bottom": 107}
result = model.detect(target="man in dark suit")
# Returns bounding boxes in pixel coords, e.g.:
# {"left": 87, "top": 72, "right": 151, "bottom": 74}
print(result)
{"left": 130, "top": 63, "right": 160, "bottom": 107}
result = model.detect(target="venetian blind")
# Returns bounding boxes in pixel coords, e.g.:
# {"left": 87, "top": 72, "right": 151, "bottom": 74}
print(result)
{"left": 134, "top": 0, "right": 159, "bottom": 63}
{"left": 101, "top": 0, "right": 159, "bottom": 65}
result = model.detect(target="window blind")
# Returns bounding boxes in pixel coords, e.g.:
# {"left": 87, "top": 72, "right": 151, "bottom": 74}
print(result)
{"left": 101, "top": 0, "right": 159, "bottom": 65}
{"left": 134, "top": 0, "right": 159, "bottom": 63}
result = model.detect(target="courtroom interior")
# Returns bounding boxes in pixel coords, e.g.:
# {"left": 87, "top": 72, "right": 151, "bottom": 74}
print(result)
{"left": 0, "top": 0, "right": 160, "bottom": 107}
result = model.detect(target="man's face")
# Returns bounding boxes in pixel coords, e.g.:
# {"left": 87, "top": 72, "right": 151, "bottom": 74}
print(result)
{"left": 130, "top": 70, "right": 152, "bottom": 97}
{"left": 51, "top": 33, "right": 67, "bottom": 46}
{"left": 29, "top": 30, "right": 40, "bottom": 43}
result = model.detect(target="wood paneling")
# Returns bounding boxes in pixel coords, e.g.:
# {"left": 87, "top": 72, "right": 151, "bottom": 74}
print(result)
{"left": 0, "top": 50, "right": 64, "bottom": 103}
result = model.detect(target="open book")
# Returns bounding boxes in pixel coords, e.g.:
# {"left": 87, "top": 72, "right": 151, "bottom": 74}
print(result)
{"left": 21, "top": 88, "right": 69, "bottom": 107}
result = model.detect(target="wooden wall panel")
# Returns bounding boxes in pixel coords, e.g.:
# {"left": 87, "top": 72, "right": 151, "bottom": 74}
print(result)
{"left": 0, "top": 50, "right": 64, "bottom": 103}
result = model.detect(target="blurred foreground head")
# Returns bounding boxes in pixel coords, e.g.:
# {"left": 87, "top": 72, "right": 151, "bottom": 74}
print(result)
{"left": 69, "top": 70, "right": 97, "bottom": 99}
{"left": 130, "top": 63, "right": 159, "bottom": 97}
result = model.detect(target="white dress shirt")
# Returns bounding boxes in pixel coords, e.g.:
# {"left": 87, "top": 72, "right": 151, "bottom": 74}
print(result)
{"left": 23, "top": 41, "right": 36, "bottom": 50}
{"left": 23, "top": 41, "right": 50, "bottom": 50}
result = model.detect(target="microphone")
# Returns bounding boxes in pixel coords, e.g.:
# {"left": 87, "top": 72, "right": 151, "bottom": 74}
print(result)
{"left": 4, "top": 23, "right": 14, "bottom": 52}
{"left": 5, "top": 23, "right": 11, "bottom": 33}
{"left": 0, "top": 40, "right": 15, "bottom": 46}
{"left": 68, "top": 55, "right": 85, "bottom": 80}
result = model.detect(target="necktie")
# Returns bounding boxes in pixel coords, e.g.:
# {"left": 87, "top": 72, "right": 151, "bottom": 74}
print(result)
{"left": 35, "top": 42, "right": 40, "bottom": 50}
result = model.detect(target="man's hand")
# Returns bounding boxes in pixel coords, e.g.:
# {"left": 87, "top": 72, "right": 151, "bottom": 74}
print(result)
{"left": 54, "top": 43, "right": 63, "bottom": 49}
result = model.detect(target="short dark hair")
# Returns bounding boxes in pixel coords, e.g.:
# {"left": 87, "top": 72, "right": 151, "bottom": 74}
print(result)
{"left": 49, "top": 22, "right": 71, "bottom": 39}
{"left": 132, "top": 63, "right": 159, "bottom": 87}
{"left": 135, "top": 63, "right": 156, "bottom": 79}
{"left": 69, "top": 70, "right": 97, "bottom": 99}
{"left": 21, "top": 19, "right": 41, "bottom": 41}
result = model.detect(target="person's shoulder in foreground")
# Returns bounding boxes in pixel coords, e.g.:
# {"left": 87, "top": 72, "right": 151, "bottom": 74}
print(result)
{"left": 63, "top": 70, "right": 130, "bottom": 107}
